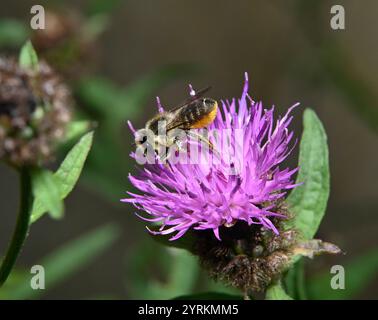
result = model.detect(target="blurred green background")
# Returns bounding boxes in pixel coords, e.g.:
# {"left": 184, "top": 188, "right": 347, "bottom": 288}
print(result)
{"left": 0, "top": 0, "right": 377, "bottom": 299}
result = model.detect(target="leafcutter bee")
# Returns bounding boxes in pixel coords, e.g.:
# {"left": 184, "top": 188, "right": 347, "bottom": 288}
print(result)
{"left": 134, "top": 86, "right": 218, "bottom": 162}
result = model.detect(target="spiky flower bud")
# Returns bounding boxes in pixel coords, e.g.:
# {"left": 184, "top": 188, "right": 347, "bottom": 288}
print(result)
{"left": 0, "top": 57, "right": 72, "bottom": 167}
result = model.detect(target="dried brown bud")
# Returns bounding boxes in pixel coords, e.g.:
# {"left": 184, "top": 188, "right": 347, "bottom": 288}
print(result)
{"left": 191, "top": 219, "right": 297, "bottom": 293}
{"left": 191, "top": 210, "right": 340, "bottom": 294}
{"left": 32, "top": 10, "right": 79, "bottom": 52}
{"left": 0, "top": 57, "right": 72, "bottom": 167}
{"left": 31, "top": 9, "right": 99, "bottom": 78}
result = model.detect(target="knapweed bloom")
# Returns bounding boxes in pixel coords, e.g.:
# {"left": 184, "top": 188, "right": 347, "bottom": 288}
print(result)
{"left": 124, "top": 73, "right": 300, "bottom": 241}
{"left": 0, "top": 57, "right": 72, "bottom": 167}
{"left": 124, "top": 74, "right": 342, "bottom": 294}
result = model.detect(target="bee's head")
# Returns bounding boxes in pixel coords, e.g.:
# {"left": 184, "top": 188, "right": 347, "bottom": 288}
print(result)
{"left": 201, "top": 98, "right": 217, "bottom": 111}
{"left": 134, "top": 128, "right": 149, "bottom": 146}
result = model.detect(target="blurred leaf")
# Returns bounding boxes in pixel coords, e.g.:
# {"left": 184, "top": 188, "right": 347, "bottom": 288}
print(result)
{"left": 62, "top": 120, "right": 92, "bottom": 144}
{"left": 82, "top": 130, "right": 126, "bottom": 200}
{"left": 83, "top": 157, "right": 124, "bottom": 199}
{"left": 293, "top": 2, "right": 378, "bottom": 134}
{"left": 128, "top": 243, "right": 200, "bottom": 299}
{"left": 0, "top": 19, "right": 29, "bottom": 47}
{"left": 128, "top": 240, "right": 170, "bottom": 298}
{"left": 308, "top": 249, "right": 378, "bottom": 300}
{"left": 77, "top": 63, "right": 199, "bottom": 122}
{"left": 83, "top": 14, "right": 109, "bottom": 39}
{"left": 0, "top": 269, "right": 28, "bottom": 298}
{"left": 286, "top": 108, "right": 330, "bottom": 240}
{"left": 0, "top": 223, "right": 120, "bottom": 299}
{"left": 30, "top": 131, "right": 94, "bottom": 223}
{"left": 19, "top": 40, "right": 38, "bottom": 71}
{"left": 165, "top": 248, "right": 199, "bottom": 295}
{"left": 266, "top": 282, "right": 293, "bottom": 300}
{"left": 145, "top": 248, "right": 199, "bottom": 300}
{"left": 150, "top": 229, "right": 196, "bottom": 252}
{"left": 87, "top": 0, "right": 123, "bottom": 16}
{"left": 86, "top": 293, "right": 121, "bottom": 300}
{"left": 78, "top": 76, "right": 126, "bottom": 117}
{"left": 322, "top": 47, "right": 378, "bottom": 133}
{"left": 284, "top": 259, "right": 307, "bottom": 300}
{"left": 174, "top": 292, "right": 243, "bottom": 300}
{"left": 31, "top": 168, "right": 64, "bottom": 219}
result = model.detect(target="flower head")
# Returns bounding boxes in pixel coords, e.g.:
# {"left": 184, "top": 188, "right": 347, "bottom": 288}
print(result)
{"left": 0, "top": 57, "right": 72, "bottom": 167}
{"left": 124, "top": 73, "right": 299, "bottom": 241}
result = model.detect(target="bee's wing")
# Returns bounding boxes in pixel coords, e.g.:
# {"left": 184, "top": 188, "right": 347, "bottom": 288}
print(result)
{"left": 165, "top": 103, "right": 198, "bottom": 132}
{"left": 165, "top": 86, "right": 212, "bottom": 132}
{"left": 170, "top": 86, "right": 212, "bottom": 112}
{"left": 165, "top": 111, "right": 188, "bottom": 132}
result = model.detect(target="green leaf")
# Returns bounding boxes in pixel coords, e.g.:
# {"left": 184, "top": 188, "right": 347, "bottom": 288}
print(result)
{"left": 0, "top": 223, "right": 120, "bottom": 299}
{"left": 286, "top": 108, "right": 330, "bottom": 240}
{"left": 128, "top": 241, "right": 170, "bottom": 298}
{"left": 31, "top": 168, "right": 64, "bottom": 219}
{"left": 174, "top": 292, "right": 243, "bottom": 300}
{"left": 307, "top": 248, "right": 378, "bottom": 300}
{"left": 166, "top": 248, "right": 199, "bottom": 295}
{"left": 55, "top": 131, "right": 94, "bottom": 197}
{"left": 120, "top": 63, "right": 199, "bottom": 119}
{"left": 145, "top": 248, "right": 199, "bottom": 300}
{"left": 284, "top": 259, "right": 308, "bottom": 300}
{"left": 0, "top": 19, "right": 29, "bottom": 47}
{"left": 19, "top": 40, "right": 38, "bottom": 71}
{"left": 62, "top": 120, "right": 92, "bottom": 144}
{"left": 266, "top": 282, "right": 294, "bottom": 300}
{"left": 30, "top": 131, "right": 94, "bottom": 224}
{"left": 128, "top": 243, "right": 200, "bottom": 299}
{"left": 0, "top": 269, "right": 29, "bottom": 298}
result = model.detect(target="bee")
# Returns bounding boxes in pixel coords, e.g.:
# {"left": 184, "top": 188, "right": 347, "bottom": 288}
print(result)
{"left": 134, "top": 87, "right": 218, "bottom": 161}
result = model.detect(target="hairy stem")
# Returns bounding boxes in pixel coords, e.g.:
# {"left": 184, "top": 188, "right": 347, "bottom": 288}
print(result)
{"left": 0, "top": 167, "right": 33, "bottom": 287}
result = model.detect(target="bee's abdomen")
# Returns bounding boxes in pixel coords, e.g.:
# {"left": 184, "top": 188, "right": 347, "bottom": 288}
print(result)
{"left": 182, "top": 98, "right": 217, "bottom": 129}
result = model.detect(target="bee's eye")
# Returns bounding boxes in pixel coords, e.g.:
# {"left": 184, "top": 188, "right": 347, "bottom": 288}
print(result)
{"left": 137, "top": 136, "right": 147, "bottom": 145}
{"left": 135, "top": 129, "right": 150, "bottom": 146}
{"left": 203, "top": 98, "right": 214, "bottom": 107}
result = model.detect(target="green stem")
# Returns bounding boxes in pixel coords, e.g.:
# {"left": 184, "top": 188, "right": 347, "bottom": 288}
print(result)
{"left": 0, "top": 167, "right": 33, "bottom": 287}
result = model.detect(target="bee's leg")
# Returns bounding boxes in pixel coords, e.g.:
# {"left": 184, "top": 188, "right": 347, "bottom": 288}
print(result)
{"left": 173, "top": 136, "right": 184, "bottom": 151}
{"left": 158, "top": 146, "right": 170, "bottom": 164}
{"left": 187, "top": 130, "right": 220, "bottom": 158}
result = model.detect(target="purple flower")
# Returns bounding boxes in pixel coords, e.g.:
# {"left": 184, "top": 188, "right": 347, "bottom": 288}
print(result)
{"left": 123, "top": 73, "right": 300, "bottom": 241}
